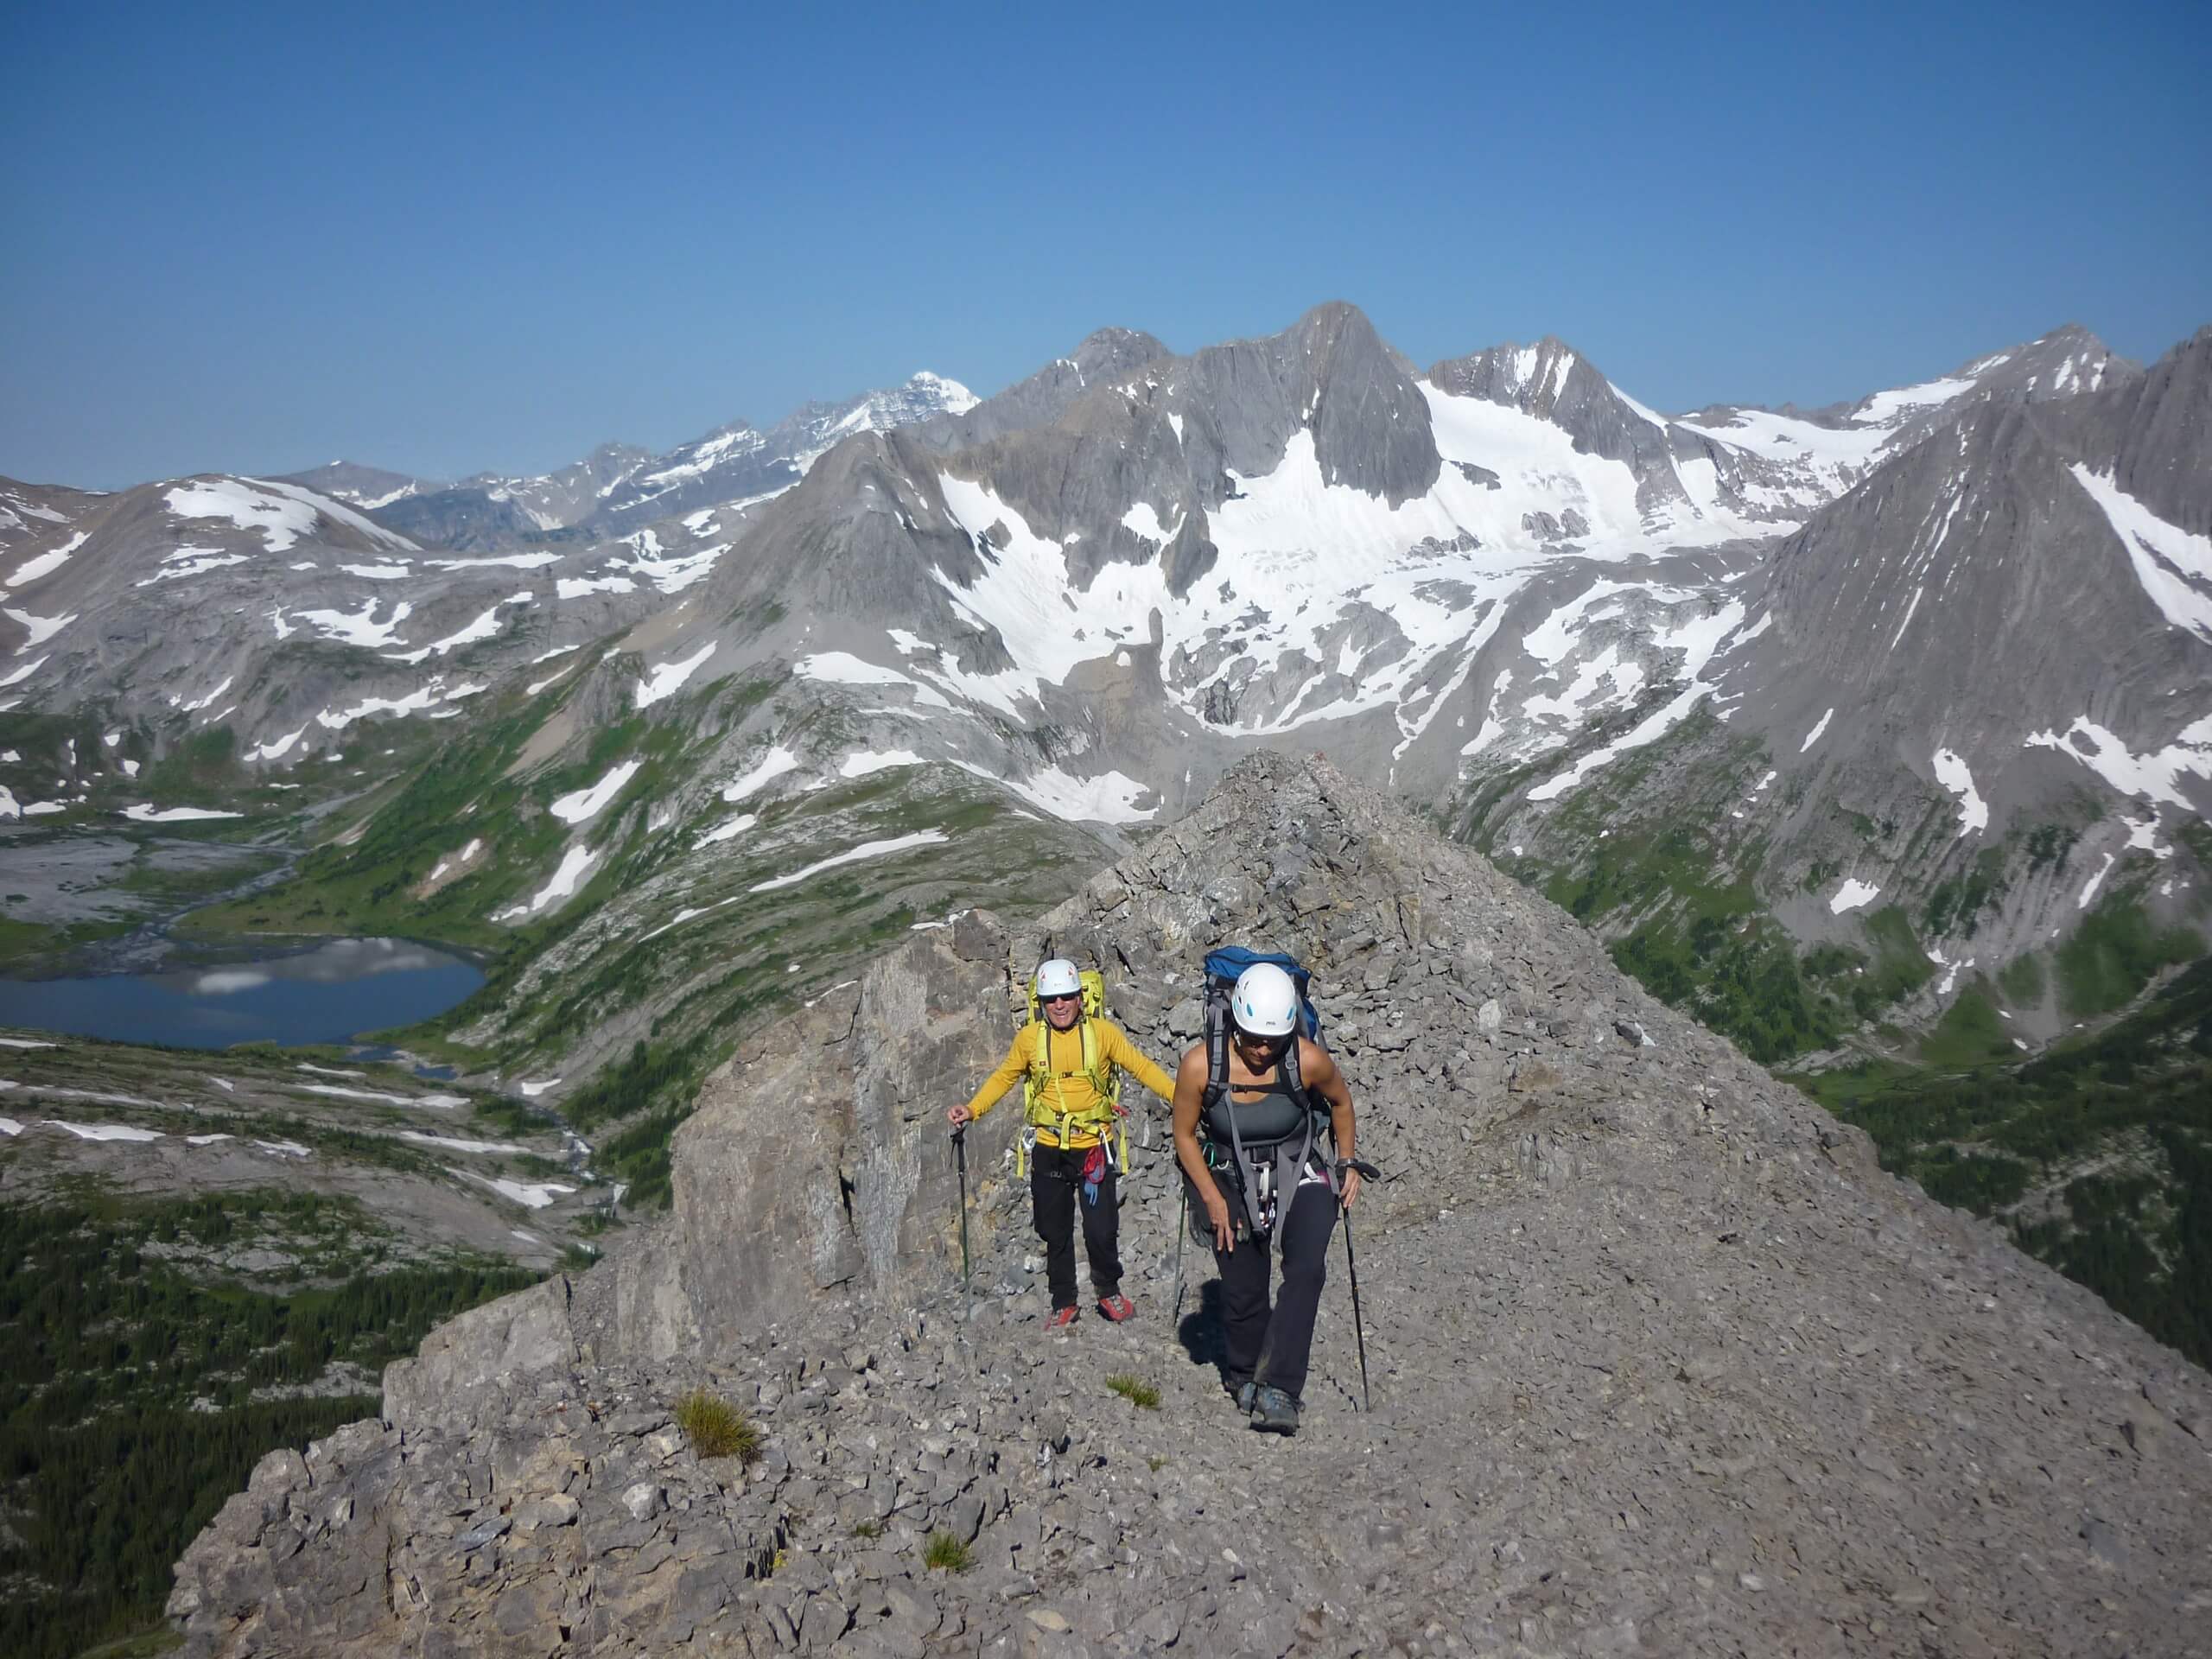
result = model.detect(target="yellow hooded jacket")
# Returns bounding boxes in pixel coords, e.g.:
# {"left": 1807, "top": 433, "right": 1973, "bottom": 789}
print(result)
{"left": 961, "top": 1017, "right": 1175, "bottom": 1149}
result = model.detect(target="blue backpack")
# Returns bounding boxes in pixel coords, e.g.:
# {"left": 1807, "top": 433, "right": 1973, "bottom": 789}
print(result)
{"left": 1201, "top": 947, "right": 1323, "bottom": 1046}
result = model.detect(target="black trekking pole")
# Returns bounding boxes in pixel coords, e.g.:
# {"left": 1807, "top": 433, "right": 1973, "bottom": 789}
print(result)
{"left": 1338, "top": 1159, "right": 1380, "bottom": 1411}
{"left": 1171, "top": 1176, "right": 1188, "bottom": 1324}
{"left": 952, "top": 1127, "right": 972, "bottom": 1313}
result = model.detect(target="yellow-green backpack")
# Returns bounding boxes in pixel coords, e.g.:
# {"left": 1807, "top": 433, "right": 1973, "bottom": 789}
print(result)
{"left": 1017, "top": 967, "right": 1127, "bottom": 1176}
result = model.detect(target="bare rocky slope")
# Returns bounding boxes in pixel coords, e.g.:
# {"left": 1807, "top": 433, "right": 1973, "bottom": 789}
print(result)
{"left": 168, "top": 753, "right": 2211, "bottom": 1657}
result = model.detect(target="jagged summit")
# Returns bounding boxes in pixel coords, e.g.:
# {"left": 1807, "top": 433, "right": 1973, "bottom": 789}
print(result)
{"left": 273, "top": 458, "right": 437, "bottom": 509}
{"left": 169, "top": 753, "right": 2212, "bottom": 1657}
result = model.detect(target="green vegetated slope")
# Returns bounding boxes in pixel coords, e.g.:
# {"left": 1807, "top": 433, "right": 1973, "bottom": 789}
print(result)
{"left": 1455, "top": 710, "right": 2209, "bottom": 1366}
{"left": 182, "top": 668, "right": 1110, "bottom": 1208}
{"left": 0, "top": 1184, "right": 543, "bottom": 1659}
{"left": 1802, "top": 951, "right": 2212, "bottom": 1368}
{"left": 520, "top": 758, "right": 1109, "bottom": 1206}
{"left": 0, "top": 1037, "right": 592, "bottom": 1210}
{"left": 0, "top": 690, "right": 465, "bottom": 970}
{"left": 2, "top": 647, "right": 1109, "bottom": 1656}
{"left": 0, "top": 1039, "right": 594, "bottom": 1657}
{"left": 1458, "top": 709, "right": 1866, "bottom": 1064}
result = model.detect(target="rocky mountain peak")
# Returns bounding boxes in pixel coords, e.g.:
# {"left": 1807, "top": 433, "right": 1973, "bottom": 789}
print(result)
{"left": 1068, "top": 325, "right": 1169, "bottom": 372}
{"left": 2090, "top": 322, "right": 2212, "bottom": 533}
{"left": 1425, "top": 333, "right": 1593, "bottom": 416}
{"left": 1285, "top": 296, "right": 1386, "bottom": 355}
{"left": 1165, "top": 301, "right": 1438, "bottom": 506}
{"left": 167, "top": 752, "right": 2212, "bottom": 1657}
{"left": 272, "top": 459, "right": 437, "bottom": 510}
{"left": 912, "top": 327, "right": 1171, "bottom": 452}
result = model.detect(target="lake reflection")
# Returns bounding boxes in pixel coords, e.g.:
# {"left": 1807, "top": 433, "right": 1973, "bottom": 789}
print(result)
{"left": 0, "top": 938, "right": 485, "bottom": 1049}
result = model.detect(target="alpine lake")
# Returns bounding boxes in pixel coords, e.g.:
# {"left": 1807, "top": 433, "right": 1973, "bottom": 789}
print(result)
{"left": 0, "top": 935, "right": 484, "bottom": 1049}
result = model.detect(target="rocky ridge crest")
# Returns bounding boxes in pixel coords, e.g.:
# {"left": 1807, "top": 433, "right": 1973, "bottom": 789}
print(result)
{"left": 168, "top": 753, "right": 2212, "bottom": 1656}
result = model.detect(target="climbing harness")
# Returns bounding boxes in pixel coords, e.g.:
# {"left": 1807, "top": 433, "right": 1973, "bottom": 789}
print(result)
{"left": 1014, "top": 966, "right": 1128, "bottom": 1179}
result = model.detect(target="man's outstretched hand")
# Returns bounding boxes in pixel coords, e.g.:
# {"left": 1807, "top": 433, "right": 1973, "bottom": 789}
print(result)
{"left": 946, "top": 1103, "right": 972, "bottom": 1128}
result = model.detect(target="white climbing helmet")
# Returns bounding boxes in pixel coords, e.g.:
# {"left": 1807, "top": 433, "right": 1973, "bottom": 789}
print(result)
{"left": 1230, "top": 962, "right": 1299, "bottom": 1038}
{"left": 1034, "top": 957, "right": 1082, "bottom": 999}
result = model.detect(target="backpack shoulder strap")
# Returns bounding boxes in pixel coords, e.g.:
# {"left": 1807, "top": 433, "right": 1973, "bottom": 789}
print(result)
{"left": 1203, "top": 983, "right": 1230, "bottom": 1107}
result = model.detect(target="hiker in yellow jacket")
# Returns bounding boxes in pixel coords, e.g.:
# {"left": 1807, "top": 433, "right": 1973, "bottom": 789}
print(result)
{"left": 948, "top": 957, "right": 1175, "bottom": 1329}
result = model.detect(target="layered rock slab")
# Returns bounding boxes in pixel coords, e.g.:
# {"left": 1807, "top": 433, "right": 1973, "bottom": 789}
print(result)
{"left": 169, "top": 753, "right": 2212, "bottom": 1656}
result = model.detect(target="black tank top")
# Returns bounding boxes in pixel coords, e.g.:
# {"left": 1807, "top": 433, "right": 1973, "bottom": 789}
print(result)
{"left": 1205, "top": 1061, "right": 1310, "bottom": 1147}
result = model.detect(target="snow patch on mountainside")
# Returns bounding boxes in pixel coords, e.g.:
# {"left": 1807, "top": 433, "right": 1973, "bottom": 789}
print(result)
{"left": 936, "top": 475, "right": 1166, "bottom": 708}
{"left": 750, "top": 830, "right": 949, "bottom": 893}
{"left": 1121, "top": 503, "right": 1185, "bottom": 545}
{"left": 3, "top": 607, "right": 75, "bottom": 650}
{"left": 635, "top": 641, "right": 716, "bottom": 709}
{"left": 298, "top": 599, "right": 413, "bottom": 649}
{"left": 1524, "top": 601, "right": 1749, "bottom": 801}
{"left": 166, "top": 477, "right": 416, "bottom": 555}
{"left": 796, "top": 652, "right": 951, "bottom": 711}
{"left": 1675, "top": 409, "right": 1888, "bottom": 503}
{"left": 123, "top": 804, "right": 245, "bottom": 823}
{"left": 388, "top": 594, "right": 531, "bottom": 664}
{"left": 950, "top": 760, "right": 1157, "bottom": 823}
{"left": 1931, "top": 747, "right": 1989, "bottom": 837}
{"left": 495, "top": 844, "right": 600, "bottom": 920}
{"left": 551, "top": 760, "right": 641, "bottom": 824}
{"left": 1853, "top": 375, "right": 1978, "bottom": 426}
{"left": 2067, "top": 465, "right": 2212, "bottom": 642}
{"left": 8, "top": 531, "right": 88, "bottom": 588}
{"left": 1830, "top": 879, "right": 1882, "bottom": 914}
{"left": 837, "top": 749, "right": 925, "bottom": 780}
{"left": 721, "top": 746, "right": 801, "bottom": 804}
{"left": 2025, "top": 715, "right": 2212, "bottom": 810}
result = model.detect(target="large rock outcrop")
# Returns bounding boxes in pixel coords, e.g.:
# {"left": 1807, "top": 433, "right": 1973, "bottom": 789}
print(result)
{"left": 168, "top": 753, "right": 2212, "bottom": 1656}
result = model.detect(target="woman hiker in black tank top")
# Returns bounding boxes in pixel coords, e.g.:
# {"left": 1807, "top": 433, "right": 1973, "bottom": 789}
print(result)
{"left": 1170, "top": 966, "right": 1362, "bottom": 1436}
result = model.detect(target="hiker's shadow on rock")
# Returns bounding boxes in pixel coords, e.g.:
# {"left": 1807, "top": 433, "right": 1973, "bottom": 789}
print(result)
{"left": 1176, "top": 1278, "right": 1228, "bottom": 1376}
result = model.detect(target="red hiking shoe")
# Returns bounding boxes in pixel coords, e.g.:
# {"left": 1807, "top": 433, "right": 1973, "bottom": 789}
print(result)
{"left": 1096, "top": 1294, "right": 1135, "bottom": 1323}
{"left": 1045, "top": 1306, "right": 1079, "bottom": 1331}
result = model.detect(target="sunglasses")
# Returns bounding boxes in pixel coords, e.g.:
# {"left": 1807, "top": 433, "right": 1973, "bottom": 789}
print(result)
{"left": 1042, "top": 991, "right": 1080, "bottom": 1005}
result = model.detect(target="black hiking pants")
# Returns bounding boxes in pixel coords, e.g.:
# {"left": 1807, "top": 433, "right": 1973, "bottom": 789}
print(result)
{"left": 1208, "top": 1168, "right": 1339, "bottom": 1402}
{"left": 1031, "top": 1143, "right": 1120, "bottom": 1311}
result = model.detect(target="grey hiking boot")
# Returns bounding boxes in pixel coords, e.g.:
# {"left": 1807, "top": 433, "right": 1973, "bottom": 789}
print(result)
{"left": 1250, "top": 1385, "right": 1300, "bottom": 1435}
{"left": 1231, "top": 1379, "right": 1258, "bottom": 1413}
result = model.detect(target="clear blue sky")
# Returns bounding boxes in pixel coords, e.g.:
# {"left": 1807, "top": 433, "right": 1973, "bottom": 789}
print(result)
{"left": 4, "top": 0, "right": 2206, "bottom": 490}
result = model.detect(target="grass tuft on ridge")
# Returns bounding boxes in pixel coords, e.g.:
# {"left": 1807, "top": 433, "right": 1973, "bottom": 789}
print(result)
{"left": 674, "top": 1389, "right": 762, "bottom": 1462}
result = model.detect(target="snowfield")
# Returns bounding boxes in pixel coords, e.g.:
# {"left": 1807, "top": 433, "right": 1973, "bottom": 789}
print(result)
{"left": 122, "top": 804, "right": 245, "bottom": 823}
{"left": 636, "top": 641, "right": 716, "bottom": 709}
{"left": 165, "top": 476, "right": 416, "bottom": 555}
{"left": 750, "top": 830, "right": 950, "bottom": 893}
{"left": 2068, "top": 465, "right": 2212, "bottom": 643}
{"left": 721, "top": 746, "right": 802, "bottom": 803}
{"left": 551, "top": 760, "right": 642, "bottom": 825}
{"left": 2025, "top": 714, "right": 2212, "bottom": 810}
{"left": 1829, "top": 879, "right": 1882, "bottom": 914}
{"left": 495, "top": 844, "right": 601, "bottom": 920}
{"left": 1931, "top": 747, "right": 1990, "bottom": 837}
